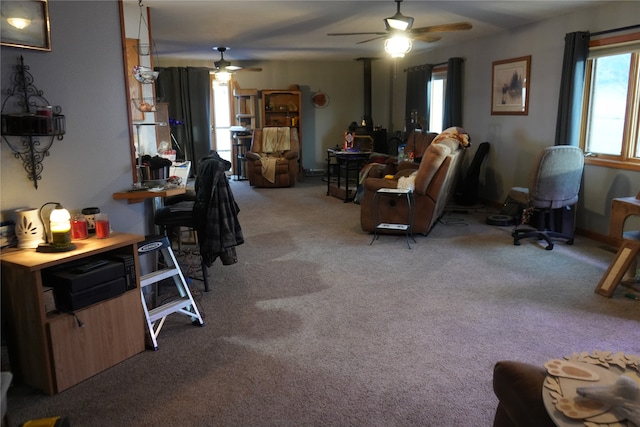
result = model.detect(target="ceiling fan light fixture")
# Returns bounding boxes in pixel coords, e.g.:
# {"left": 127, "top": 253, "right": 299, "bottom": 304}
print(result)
{"left": 384, "top": 13, "right": 414, "bottom": 32}
{"left": 214, "top": 71, "right": 232, "bottom": 82}
{"left": 384, "top": 35, "right": 412, "bottom": 58}
{"left": 384, "top": 0, "right": 414, "bottom": 31}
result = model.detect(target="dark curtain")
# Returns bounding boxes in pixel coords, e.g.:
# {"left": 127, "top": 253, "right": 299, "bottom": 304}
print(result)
{"left": 156, "top": 67, "right": 211, "bottom": 172}
{"left": 554, "top": 31, "right": 590, "bottom": 146}
{"left": 405, "top": 64, "right": 433, "bottom": 130}
{"left": 443, "top": 57, "right": 464, "bottom": 129}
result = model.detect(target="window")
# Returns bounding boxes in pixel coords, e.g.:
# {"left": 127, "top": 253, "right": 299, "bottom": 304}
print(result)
{"left": 581, "top": 32, "right": 640, "bottom": 170}
{"left": 211, "top": 78, "right": 233, "bottom": 163}
{"left": 428, "top": 68, "right": 446, "bottom": 134}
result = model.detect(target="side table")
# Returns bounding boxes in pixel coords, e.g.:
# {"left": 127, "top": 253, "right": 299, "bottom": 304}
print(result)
{"left": 369, "top": 188, "right": 416, "bottom": 249}
{"left": 326, "top": 149, "right": 370, "bottom": 202}
{"left": 232, "top": 134, "right": 252, "bottom": 181}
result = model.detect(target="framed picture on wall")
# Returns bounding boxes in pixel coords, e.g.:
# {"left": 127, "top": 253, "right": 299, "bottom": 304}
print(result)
{"left": 491, "top": 55, "right": 531, "bottom": 115}
{"left": 1, "top": 0, "right": 51, "bottom": 51}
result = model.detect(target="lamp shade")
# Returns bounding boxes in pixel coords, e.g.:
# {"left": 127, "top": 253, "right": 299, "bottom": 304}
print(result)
{"left": 49, "top": 205, "right": 71, "bottom": 246}
{"left": 36, "top": 202, "right": 75, "bottom": 252}
{"left": 384, "top": 35, "right": 412, "bottom": 58}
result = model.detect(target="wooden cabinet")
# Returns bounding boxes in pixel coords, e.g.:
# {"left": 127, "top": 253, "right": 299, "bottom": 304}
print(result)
{"left": 261, "top": 89, "right": 302, "bottom": 172}
{"left": 0, "top": 233, "right": 145, "bottom": 394}
{"left": 262, "top": 89, "right": 301, "bottom": 129}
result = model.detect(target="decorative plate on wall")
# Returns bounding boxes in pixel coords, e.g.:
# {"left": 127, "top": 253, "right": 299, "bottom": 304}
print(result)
{"left": 312, "top": 91, "right": 329, "bottom": 108}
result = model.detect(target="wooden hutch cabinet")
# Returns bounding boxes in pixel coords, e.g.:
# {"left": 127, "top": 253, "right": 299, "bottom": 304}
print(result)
{"left": 261, "top": 89, "right": 302, "bottom": 172}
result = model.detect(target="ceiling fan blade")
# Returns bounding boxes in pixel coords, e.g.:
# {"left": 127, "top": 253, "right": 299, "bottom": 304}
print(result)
{"left": 413, "top": 34, "right": 442, "bottom": 43}
{"left": 356, "top": 35, "right": 386, "bottom": 45}
{"left": 327, "top": 32, "right": 388, "bottom": 36}
{"left": 409, "top": 22, "right": 472, "bottom": 34}
{"left": 226, "top": 65, "right": 242, "bottom": 71}
{"left": 239, "top": 67, "right": 263, "bottom": 72}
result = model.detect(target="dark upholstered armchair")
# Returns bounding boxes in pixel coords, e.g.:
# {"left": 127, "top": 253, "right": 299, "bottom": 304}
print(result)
{"left": 245, "top": 127, "right": 299, "bottom": 187}
{"left": 492, "top": 361, "right": 555, "bottom": 427}
{"left": 509, "top": 145, "right": 584, "bottom": 250}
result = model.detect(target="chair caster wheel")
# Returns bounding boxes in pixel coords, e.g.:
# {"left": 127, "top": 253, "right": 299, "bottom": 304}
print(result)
{"left": 566, "top": 239, "right": 574, "bottom": 245}
{"left": 545, "top": 244, "right": 554, "bottom": 250}
{"left": 193, "top": 320, "right": 204, "bottom": 327}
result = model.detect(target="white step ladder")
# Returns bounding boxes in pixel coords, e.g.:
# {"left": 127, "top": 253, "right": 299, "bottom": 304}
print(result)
{"left": 137, "top": 235, "right": 204, "bottom": 350}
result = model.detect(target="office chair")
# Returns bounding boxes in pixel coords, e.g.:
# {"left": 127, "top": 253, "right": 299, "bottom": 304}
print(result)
{"left": 509, "top": 146, "right": 584, "bottom": 250}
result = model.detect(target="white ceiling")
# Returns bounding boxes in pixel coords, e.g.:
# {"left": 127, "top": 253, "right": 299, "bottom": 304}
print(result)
{"left": 137, "top": 0, "right": 607, "bottom": 64}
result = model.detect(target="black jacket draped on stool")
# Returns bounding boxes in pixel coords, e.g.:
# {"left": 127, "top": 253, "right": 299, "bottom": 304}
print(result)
{"left": 193, "top": 152, "right": 244, "bottom": 267}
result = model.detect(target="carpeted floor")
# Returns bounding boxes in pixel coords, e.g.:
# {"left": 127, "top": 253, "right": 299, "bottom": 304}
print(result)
{"left": 6, "top": 176, "right": 640, "bottom": 427}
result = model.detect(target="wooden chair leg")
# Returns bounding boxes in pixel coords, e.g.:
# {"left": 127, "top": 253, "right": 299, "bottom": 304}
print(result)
{"left": 595, "top": 240, "right": 640, "bottom": 297}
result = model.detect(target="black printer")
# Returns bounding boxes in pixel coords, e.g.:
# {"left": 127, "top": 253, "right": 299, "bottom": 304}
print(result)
{"left": 43, "top": 255, "right": 135, "bottom": 312}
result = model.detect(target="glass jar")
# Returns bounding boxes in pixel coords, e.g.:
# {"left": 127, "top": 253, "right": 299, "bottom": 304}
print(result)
{"left": 71, "top": 214, "right": 88, "bottom": 240}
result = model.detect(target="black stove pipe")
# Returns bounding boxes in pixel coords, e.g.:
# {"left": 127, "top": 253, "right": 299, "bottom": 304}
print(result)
{"left": 358, "top": 58, "right": 374, "bottom": 131}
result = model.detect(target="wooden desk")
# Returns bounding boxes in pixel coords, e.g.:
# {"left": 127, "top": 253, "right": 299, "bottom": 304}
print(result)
{"left": 112, "top": 187, "right": 186, "bottom": 204}
{"left": 595, "top": 194, "right": 640, "bottom": 297}
{"left": 1, "top": 233, "right": 145, "bottom": 394}
{"left": 113, "top": 187, "right": 186, "bottom": 234}
{"left": 609, "top": 196, "right": 640, "bottom": 243}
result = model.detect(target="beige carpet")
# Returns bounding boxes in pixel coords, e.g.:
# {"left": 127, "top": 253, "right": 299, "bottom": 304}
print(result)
{"left": 6, "top": 176, "right": 640, "bottom": 426}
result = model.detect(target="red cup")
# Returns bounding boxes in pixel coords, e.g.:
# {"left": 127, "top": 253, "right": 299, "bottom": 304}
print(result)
{"left": 37, "top": 106, "right": 53, "bottom": 117}
{"left": 71, "top": 216, "right": 88, "bottom": 240}
{"left": 95, "top": 213, "right": 110, "bottom": 239}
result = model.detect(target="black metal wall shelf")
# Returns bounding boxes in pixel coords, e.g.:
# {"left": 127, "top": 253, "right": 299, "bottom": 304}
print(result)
{"left": 1, "top": 56, "right": 66, "bottom": 189}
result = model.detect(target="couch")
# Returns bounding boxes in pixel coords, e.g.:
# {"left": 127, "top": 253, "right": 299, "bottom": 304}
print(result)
{"left": 360, "top": 127, "right": 469, "bottom": 236}
{"left": 245, "top": 127, "right": 299, "bottom": 187}
{"left": 492, "top": 361, "right": 555, "bottom": 427}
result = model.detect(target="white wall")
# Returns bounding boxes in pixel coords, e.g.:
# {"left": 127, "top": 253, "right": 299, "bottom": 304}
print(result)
{"left": 1, "top": 1, "right": 146, "bottom": 235}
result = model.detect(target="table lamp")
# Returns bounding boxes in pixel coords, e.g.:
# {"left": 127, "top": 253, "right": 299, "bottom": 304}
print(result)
{"left": 36, "top": 202, "right": 76, "bottom": 252}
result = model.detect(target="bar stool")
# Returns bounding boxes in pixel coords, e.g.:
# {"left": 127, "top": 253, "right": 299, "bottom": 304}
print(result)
{"left": 154, "top": 198, "right": 210, "bottom": 292}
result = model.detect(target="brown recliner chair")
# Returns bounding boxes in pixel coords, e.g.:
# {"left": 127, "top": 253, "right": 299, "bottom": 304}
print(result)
{"left": 245, "top": 127, "right": 299, "bottom": 187}
{"left": 360, "top": 127, "right": 470, "bottom": 236}
{"left": 405, "top": 130, "right": 438, "bottom": 162}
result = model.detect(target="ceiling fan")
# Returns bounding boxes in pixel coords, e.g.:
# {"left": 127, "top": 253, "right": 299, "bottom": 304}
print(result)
{"left": 327, "top": 0, "right": 472, "bottom": 45}
{"left": 212, "top": 47, "right": 262, "bottom": 73}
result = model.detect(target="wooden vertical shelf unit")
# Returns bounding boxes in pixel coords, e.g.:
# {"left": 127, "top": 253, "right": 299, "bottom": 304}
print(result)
{"left": 232, "top": 86, "right": 258, "bottom": 180}
{"left": 0, "top": 233, "right": 146, "bottom": 394}
{"left": 233, "top": 86, "right": 258, "bottom": 130}
{"left": 261, "top": 89, "right": 302, "bottom": 173}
